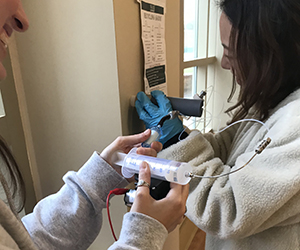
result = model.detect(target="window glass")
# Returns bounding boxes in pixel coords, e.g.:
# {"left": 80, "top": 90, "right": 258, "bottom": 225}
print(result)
{"left": 183, "top": 0, "right": 219, "bottom": 131}
{"left": 184, "top": 67, "right": 196, "bottom": 98}
{"left": 184, "top": 0, "right": 197, "bottom": 61}
{"left": 184, "top": 0, "right": 209, "bottom": 61}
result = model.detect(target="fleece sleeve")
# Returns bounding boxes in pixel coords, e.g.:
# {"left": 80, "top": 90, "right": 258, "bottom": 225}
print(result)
{"left": 22, "top": 152, "right": 129, "bottom": 250}
{"left": 158, "top": 106, "right": 300, "bottom": 239}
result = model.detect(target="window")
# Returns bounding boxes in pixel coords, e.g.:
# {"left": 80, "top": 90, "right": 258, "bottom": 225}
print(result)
{"left": 181, "top": 0, "right": 219, "bottom": 132}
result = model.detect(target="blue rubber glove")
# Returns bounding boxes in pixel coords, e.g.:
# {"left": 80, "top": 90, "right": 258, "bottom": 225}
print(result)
{"left": 135, "top": 90, "right": 184, "bottom": 145}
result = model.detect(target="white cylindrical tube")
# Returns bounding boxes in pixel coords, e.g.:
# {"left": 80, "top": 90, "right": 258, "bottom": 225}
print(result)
{"left": 121, "top": 148, "right": 192, "bottom": 185}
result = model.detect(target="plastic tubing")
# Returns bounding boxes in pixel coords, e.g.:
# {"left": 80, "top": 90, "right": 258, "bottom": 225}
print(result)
{"left": 111, "top": 148, "right": 192, "bottom": 185}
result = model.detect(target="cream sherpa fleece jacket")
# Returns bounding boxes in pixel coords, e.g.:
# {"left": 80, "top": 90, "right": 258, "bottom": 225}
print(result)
{"left": 158, "top": 89, "right": 300, "bottom": 250}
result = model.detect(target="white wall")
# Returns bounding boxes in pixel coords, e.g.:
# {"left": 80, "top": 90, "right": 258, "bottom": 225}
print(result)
{"left": 13, "top": 1, "right": 124, "bottom": 249}
{"left": 16, "top": 0, "right": 122, "bottom": 197}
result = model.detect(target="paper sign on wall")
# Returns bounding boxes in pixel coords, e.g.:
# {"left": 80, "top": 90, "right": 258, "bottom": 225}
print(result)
{"left": 137, "top": 0, "right": 167, "bottom": 95}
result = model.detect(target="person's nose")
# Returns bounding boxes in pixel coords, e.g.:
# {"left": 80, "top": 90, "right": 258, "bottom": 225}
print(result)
{"left": 221, "top": 54, "right": 231, "bottom": 71}
{"left": 11, "top": 2, "right": 29, "bottom": 33}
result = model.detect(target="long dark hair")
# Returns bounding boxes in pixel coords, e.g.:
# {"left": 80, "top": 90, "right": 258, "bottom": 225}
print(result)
{"left": 219, "top": 0, "right": 300, "bottom": 122}
{"left": 0, "top": 137, "right": 26, "bottom": 214}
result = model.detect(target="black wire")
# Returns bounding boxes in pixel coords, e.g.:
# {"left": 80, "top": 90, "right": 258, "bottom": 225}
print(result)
{"left": 157, "top": 114, "right": 171, "bottom": 127}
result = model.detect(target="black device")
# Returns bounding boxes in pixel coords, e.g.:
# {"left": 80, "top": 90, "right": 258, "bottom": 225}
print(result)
{"left": 150, "top": 91, "right": 206, "bottom": 117}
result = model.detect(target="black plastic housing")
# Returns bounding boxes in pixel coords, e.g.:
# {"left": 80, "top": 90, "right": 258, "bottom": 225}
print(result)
{"left": 151, "top": 96, "right": 204, "bottom": 117}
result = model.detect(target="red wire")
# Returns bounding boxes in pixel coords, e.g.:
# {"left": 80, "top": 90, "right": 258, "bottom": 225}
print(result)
{"left": 106, "top": 188, "right": 129, "bottom": 241}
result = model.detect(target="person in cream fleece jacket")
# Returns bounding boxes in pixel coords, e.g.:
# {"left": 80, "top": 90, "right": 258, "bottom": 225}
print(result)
{"left": 158, "top": 88, "right": 300, "bottom": 249}
{"left": 136, "top": 0, "right": 300, "bottom": 249}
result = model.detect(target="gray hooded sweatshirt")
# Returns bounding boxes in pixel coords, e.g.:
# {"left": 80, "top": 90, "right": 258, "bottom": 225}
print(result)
{"left": 0, "top": 152, "right": 167, "bottom": 250}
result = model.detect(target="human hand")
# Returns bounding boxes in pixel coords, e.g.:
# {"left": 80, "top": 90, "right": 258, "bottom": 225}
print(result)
{"left": 131, "top": 161, "right": 189, "bottom": 233}
{"left": 100, "top": 130, "right": 162, "bottom": 180}
{"left": 135, "top": 90, "right": 184, "bottom": 145}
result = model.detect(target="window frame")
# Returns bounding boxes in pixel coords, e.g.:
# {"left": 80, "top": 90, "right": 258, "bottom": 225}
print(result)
{"left": 180, "top": 0, "right": 219, "bottom": 131}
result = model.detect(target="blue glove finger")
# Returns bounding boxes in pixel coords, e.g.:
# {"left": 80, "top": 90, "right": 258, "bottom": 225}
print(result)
{"left": 135, "top": 101, "right": 155, "bottom": 129}
{"left": 136, "top": 92, "right": 159, "bottom": 117}
{"left": 136, "top": 91, "right": 151, "bottom": 105}
{"left": 151, "top": 90, "right": 173, "bottom": 113}
{"left": 136, "top": 91, "right": 162, "bottom": 128}
{"left": 135, "top": 100, "right": 151, "bottom": 121}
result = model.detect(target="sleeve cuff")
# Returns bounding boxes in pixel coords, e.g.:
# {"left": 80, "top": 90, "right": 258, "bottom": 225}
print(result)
{"left": 117, "top": 212, "right": 168, "bottom": 250}
{"left": 65, "top": 151, "right": 129, "bottom": 202}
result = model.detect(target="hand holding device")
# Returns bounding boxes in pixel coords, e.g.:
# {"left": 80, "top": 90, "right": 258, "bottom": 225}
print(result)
{"left": 100, "top": 129, "right": 162, "bottom": 181}
{"left": 130, "top": 162, "right": 189, "bottom": 233}
{"left": 135, "top": 90, "right": 184, "bottom": 145}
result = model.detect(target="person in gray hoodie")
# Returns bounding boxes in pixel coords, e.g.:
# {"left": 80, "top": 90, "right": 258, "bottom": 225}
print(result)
{"left": 0, "top": 1, "right": 189, "bottom": 249}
